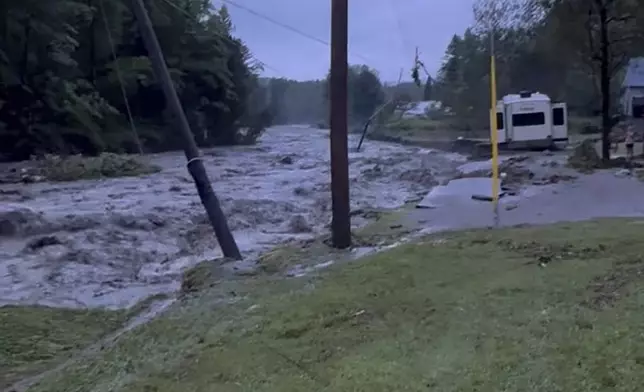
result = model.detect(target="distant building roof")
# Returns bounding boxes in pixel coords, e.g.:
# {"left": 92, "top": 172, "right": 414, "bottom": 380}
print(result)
{"left": 623, "top": 58, "right": 644, "bottom": 88}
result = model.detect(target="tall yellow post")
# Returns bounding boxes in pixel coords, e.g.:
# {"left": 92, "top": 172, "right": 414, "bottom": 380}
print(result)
{"left": 489, "top": 32, "right": 500, "bottom": 227}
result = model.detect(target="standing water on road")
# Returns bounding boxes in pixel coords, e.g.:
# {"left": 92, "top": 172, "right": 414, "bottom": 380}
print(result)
{"left": 0, "top": 126, "right": 466, "bottom": 309}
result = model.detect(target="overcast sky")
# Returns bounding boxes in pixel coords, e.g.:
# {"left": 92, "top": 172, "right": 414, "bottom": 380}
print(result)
{"left": 212, "top": 0, "right": 475, "bottom": 82}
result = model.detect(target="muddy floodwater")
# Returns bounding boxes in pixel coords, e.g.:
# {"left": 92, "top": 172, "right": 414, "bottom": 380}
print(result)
{"left": 0, "top": 126, "right": 467, "bottom": 309}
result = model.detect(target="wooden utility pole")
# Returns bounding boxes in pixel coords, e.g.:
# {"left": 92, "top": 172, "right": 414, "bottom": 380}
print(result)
{"left": 329, "top": 0, "right": 351, "bottom": 248}
{"left": 131, "top": 0, "right": 242, "bottom": 260}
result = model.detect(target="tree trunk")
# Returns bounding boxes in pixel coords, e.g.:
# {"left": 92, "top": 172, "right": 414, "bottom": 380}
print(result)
{"left": 19, "top": 18, "right": 31, "bottom": 84}
{"left": 599, "top": 5, "right": 611, "bottom": 161}
{"left": 88, "top": 0, "right": 96, "bottom": 83}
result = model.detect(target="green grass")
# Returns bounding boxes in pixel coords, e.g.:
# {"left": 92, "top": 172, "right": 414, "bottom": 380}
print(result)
{"left": 255, "top": 206, "right": 415, "bottom": 275}
{"left": 0, "top": 306, "right": 128, "bottom": 389}
{"left": 24, "top": 218, "right": 644, "bottom": 392}
{"left": 385, "top": 117, "right": 447, "bottom": 132}
{"left": 383, "top": 117, "right": 483, "bottom": 135}
{"left": 370, "top": 117, "right": 488, "bottom": 150}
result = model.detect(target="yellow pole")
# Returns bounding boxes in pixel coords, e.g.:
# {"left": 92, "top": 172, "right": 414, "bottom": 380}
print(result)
{"left": 490, "top": 32, "right": 500, "bottom": 227}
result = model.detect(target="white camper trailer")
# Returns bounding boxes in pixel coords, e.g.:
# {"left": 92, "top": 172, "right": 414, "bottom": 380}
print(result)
{"left": 494, "top": 91, "right": 568, "bottom": 149}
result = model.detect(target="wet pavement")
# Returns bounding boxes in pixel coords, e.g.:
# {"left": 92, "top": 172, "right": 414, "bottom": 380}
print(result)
{"left": 0, "top": 126, "right": 466, "bottom": 309}
{"left": 407, "top": 170, "right": 644, "bottom": 232}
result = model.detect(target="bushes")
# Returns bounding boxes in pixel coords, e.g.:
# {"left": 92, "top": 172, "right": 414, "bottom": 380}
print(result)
{"left": 384, "top": 117, "right": 480, "bottom": 133}
{"left": 38, "top": 153, "right": 161, "bottom": 182}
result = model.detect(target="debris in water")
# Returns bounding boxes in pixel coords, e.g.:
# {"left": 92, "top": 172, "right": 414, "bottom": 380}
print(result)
{"left": 288, "top": 215, "right": 313, "bottom": 233}
{"left": 0, "top": 127, "right": 467, "bottom": 309}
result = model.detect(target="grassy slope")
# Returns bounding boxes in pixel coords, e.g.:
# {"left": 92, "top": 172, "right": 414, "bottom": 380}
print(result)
{"left": 0, "top": 306, "right": 127, "bottom": 389}
{"left": 369, "top": 116, "right": 601, "bottom": 149}
{"left": 29, "top": 219, "right": 644, "bottom": 391}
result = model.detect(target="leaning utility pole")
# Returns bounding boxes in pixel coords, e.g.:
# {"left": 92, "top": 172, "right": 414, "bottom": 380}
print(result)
{"left": 329, "top": 0, "right": 351, "bottom": 249}
{"left": 131, "top": 0, "right": 242, "bottom": 260}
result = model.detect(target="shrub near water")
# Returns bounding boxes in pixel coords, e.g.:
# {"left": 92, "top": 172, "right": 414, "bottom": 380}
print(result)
{"left": 39, "top": 153, "right": 161, "bottom": 182}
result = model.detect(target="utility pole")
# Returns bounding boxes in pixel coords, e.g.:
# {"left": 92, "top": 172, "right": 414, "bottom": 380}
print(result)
{"left": 489, "top": 26, "right": 500, "bottom": 228}
{"left": 131, "top": 0, "right": 242, "bottom": 259}
{"left": 329, "top": 0, "right": 351, "bottom": 248}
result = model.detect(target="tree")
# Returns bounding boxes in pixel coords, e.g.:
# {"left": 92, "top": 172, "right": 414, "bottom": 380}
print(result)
{"left": 536, "top": 0, "right": 643, "bottom": 160}
{"left": 265, "top": 78, "right": 291, "bottom": 125}
{"left": 324, "top": 64, "right": 385, "bottom": 125}
{"left": 350, "top": 65, "right": 385, "bottom": 122}
{"left": 423, "top": 76, "right": 433, "bottom": 101}
{"left": 425, "top": 0, "right": 644, "bottom": 137}
{"left": 0, "top": 0, "right": 269, "bottom": 161}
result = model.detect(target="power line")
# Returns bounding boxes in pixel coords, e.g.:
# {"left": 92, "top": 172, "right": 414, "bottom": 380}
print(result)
{"left": 156, "top": 0, "right": 285, "bottom": 76}
{"left": 99, "top": 0, "right": 143, "bottom": 154}
{"left": 223, "top": 0, "right": 330, "bottom": 48}
{"left": 132, "top": 0, "right": 242, "bottom": 259}
{"left": 388, "top": 0, "right": 413, "bottom": 56}
{"left": 221, "top": 0, "right": 371, "bottom": 63}
{"left": 387, "top": 0, "right": 420, "bottom": 79}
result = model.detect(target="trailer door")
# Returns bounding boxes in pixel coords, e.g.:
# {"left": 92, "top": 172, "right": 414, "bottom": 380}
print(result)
{"left": 552, "top": 103, "right": 568, "bottom": 142}
{"left": 496, "top": 110, "right": 506, "bottom": 143}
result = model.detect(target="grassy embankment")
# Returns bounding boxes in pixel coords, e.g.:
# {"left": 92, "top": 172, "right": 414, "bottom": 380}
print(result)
{"left": 1, "top": 306, "right": 129, "bottom": 389}
{"left": 20, "top": 218, "right": 644, "bottom": 392}
{"left": 369, "top": 115, "right": 602, "bottom": 149}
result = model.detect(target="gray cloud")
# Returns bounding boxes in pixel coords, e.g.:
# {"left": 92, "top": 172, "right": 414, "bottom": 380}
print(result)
{"left": 215, "top": 0, "right": 474, "bottom": 82}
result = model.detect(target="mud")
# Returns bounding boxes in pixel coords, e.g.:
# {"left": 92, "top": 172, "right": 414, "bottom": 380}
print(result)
{"left": 0, "top": 126, "right": 467, "bottom": 309}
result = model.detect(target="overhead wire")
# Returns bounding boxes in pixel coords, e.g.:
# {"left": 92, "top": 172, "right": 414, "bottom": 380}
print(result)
{"left": 156, "top": 0, "right": 286, "bottom": 76}
{"left": 98, "top": 0, "right": 144, "bottom": 154}
{"left": 387, "top": 0, "right": 413, "bottom": 59}
{"left": 386, "top": 0, "right": 429, "bottom": 83}
{"left": 220, "top": 0, "right": 372, "bottom": 63}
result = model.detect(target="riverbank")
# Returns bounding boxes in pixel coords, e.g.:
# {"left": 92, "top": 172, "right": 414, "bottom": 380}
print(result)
{"left": 22, "top": 218, "right": 644, "bottom": 391}
{"left": 6, "top": 125, "right": 644, "bottom": 390}
{"left": 0, "top": 126, "right": 465, "bottom": 310}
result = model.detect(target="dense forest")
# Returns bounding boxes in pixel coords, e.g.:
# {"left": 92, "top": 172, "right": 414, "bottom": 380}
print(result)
{"left": 264, "top": 64, "right": 396, "bottom": 127}
{"left": 0, "top": 0, "right": 271, "bottom": 162}
{"left": 266, "top": 0, "right": 644, "bottom": 155}
{"left": 4, "top": 0, "right": 644, "bottom": 163}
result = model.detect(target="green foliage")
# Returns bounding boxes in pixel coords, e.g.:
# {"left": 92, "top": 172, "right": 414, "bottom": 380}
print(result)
{"left": 430, "top": 0, "right": 644, "bottom": 134}
{"left": 0, "top": 305, "right": 127, "bottom": 389}
{"left": 258, "top": 78, "right": 327, "bottom": 126}
{"left": 38, "top": 152, "right": 161, "bottom": 182}
{"left": 422, "top": 76, "right": 433, "bottom": 101}
{"left": 350, "top": 65, "right": 385, "bottom": 121}
{"left": 323, "top": 65, "right": 386, "bottom": 124}
{"left": 261, "top": 65, "right": 385, "bottom": 126}
{"left": 0, "top": 1, "right": 271, "bottom": 162}
{"left": 386, "top": 118, "right": 442, "bottom": 132}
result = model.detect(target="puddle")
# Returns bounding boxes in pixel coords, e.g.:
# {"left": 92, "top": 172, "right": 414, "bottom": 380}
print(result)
{"left": 0, "top": 126, "right": 466, "bottom": 309}
{"left": 417, "top": 177, "right": 504, "bottom": 208}
{"left": 457, "top": 157, "right": 511, "bottom": 175}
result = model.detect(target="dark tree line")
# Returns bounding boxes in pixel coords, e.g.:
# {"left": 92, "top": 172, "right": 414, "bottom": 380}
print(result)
{"left": 0, "top": 0, "right": 272, "bottom": 162}
{"left": 264, "top": 65, "right": 414, "bottom": 127}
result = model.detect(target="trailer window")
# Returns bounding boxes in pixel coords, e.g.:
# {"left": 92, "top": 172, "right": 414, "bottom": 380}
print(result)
{"left": 512, "top": 112, "right": 545, "bottom": 127}
{"left": 496, "top": 112, "right": 504, "bottom": 130}
{"left": 552, "top": 107, "right": 565, "bottom": 126}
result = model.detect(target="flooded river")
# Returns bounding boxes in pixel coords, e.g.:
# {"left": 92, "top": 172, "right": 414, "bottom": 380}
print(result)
{"left": 0, "top": 126, "right": 467, "bottom": 309}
